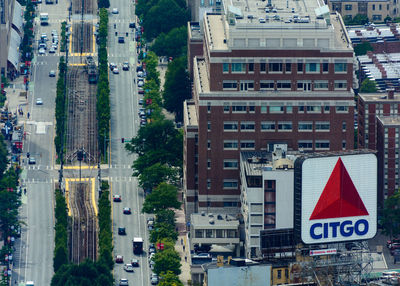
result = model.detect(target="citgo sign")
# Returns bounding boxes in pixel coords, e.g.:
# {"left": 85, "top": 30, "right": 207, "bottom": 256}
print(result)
{"left": 300, "top": 153, "right": 377, "bottom": 244}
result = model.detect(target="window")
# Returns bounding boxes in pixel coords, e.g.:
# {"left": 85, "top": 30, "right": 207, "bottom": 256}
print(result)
{"left": 276, "top": 81, "right": 291, "bottom": 89}
{"left": 298, "top": 105, "right": 305, "bottom": 113}
{"left": 324, "top": 105, "right": 330, "bottom": 113}
{"left": 206, "top": 229, "right": 213, "bottom": 238}
{"left": 261, "top": 121, "right": 275, "bottom": 131}
{"left": 379, "top": 4, "right": 382, "bottom": 10}
{"left": 249, "top": 63, "right": 254, "bottom": 72}
{"left": 260, "top": 63, "right": 266, "bottom": 72}
{"left": 342, "top": 121, "right": 347, "bottom": 131}
{"left": 207, "top": 102, "right": 211, "bottom": 112}
{"left": 216, "top": 229, "right": 223, "bottom": 238}
{"left": 297, "top": 61, "right": 303, "bottom": 72}
{"left": 305, "top": 62, "right": 320, "bottom": 73}
{"left": 223, "top": 81, "right": 237, "bottom": 90}
{"left": 224, "top": 202, "right": 238, "bottom": 207}
{"left": 240, "top": 121, "right": 255, "bottom": 131}
{"left": 207, "top": 140, "right": 211, "bottom": 149}
{"left": 322, "top": 62, "right": 329, "bottom": 72}
{"left": 260, "top": 81, "right": 274, "bottom": 90}
{"left": 298, "top": 140, "right": 313, "bottom": 149}
{"left": 261, "top": 105, "right": 267, "bottom": 113}
{"left": 207, "top": 179, "right": 211, "bottom": 189}
{"left": 270, "top": 105, "right": 284, "bottom": 113}
{"left": 224, "top": 160, "right": 238, "bottom": 169}
{"left": 278, "top": 122, "right": 293, "bottom": 131}
{"left": 232, "top": 105, "right": 247, "bottom": 112}
{"left": 334, "top": 81, "right": 347, "bottom": 89}
{"left": 227, "top": 230, "right": 237, "bottom": 238}
{"left": 336, "top": 106, "right": 349, "bottom": 113}
{"left": 345, "top": 4, "right": 352, "bottom": 10}
{"left": 334, "top": 63, "right": 347, "bottom": 72}
{"left": 298, "top": 121, "right": 313, "bottom": 131}
{"left": 207, "top": 159, "right": 211, "bottom": 169}
{"left": 195, "top": 230, "right": 203, "bottom": 238}
{"left": 372, "top": 15, "right": 382, "bottom": 21}
{"left": 240, "top": 140, "right": 255, "bottom": 150}
{"left": 249, "top": 105, "right": 255, "bottom": 113}
{"left": 223, "top": 63, "right": 229, "bottom": 73}
{"left": 314, "top": 80, "right": 328, "bottom": 90}
{"left": 286, "top": 105, "right": 293, "bottom": 113}
{"left": 315, "top": 121, "right": 330, "bottom": 131}
{"left": 269, "top": 62, "right": 283, "bottom": 72}
{"left": 224, "top": 140, "right": 238, "bottom": 150}
{"left": 223, "top": 103, "right": 230, "bottom": 113}
{"left": 207, "top": 121, "right": 211, "bottom": 131}
{"left": 232, "top": 63, "right": 246, "bottom": 72}
{"left": 342, "top": 140, "right": 346, "bottom": 150}
{"left": 223, "top": 121, "right": 238, "bottom": 131}
{"left": 372, "top": 4, "right": 375, "bottom": 10}
{"left": 285, "top": 62, "right": 292, "bottom": 73}
{"left": 277, "top": 270, "right": 282, "bottom": 279}
{"left": 223, "top": 179, "right": 238, "bottom": 189}
{"left": 306, "top": 106, "right": 321, "bottom": 113}
{"left": 315, "top": 140, "right": 330, "bottom": 150}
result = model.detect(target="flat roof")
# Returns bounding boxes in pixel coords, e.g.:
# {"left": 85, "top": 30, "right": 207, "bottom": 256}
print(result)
{"left": 377, "top": 115, "right": 400, "bottom": 126}
{"left": 191, "top": 213, "right": 239, "bottom": 228}
{"left": 241, "top": 151, "right": 297, "bottom": 176}
{"left": 359, "top": 92, "right": 400, "bottom": 103}
{"left": 184, "top": 100, "right": 198, "bottom": 127}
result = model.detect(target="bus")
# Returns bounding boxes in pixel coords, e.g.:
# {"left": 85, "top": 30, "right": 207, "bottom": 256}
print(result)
{"left": 40, "top": 13, "right": 49, "bottom": 25}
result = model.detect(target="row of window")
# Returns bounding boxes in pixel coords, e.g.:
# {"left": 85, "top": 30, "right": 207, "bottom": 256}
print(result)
{"left": 221, "top": 121, "right": 344, "bottom": 132}
{"left": 344, "top": 3, "right": 388, "bottom": 10}
{"left": 220, "top": 139, "right": 334, "bottom": 150}
{"left": 217, "top": 105, "right": 349, "bottom": 114}
{"left": 222, "top": 62, "right": 347, "bottom": 74}
{"left": 222, "top": 80, "right": 348, "bottom": 91}
{"left": 194, "top": 229, "right": 238, "bottom": 238}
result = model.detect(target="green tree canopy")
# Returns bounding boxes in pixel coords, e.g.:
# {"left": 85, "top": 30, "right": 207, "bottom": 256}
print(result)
{"left": 142, "top": 183, "right": 181, "bottom": 213}
{"left": 151, "top": 26, "right": 187, "bottom": 58}
{"left": 159, "top": 271, "right": 184, "bottom": 286}
{"left": 153, "top": 248, "right": 181, "bottom": 275}
{"left": 354, "top": 41, "right": 373, "bottom": 56}
{"left": 163, "top": 56, "right": 191, "bottom": 122}
{"left": 138, "top": 163, "right": 179, "bottom": 190}
{"left": 360, "top": 78, "right": 378, "bottom": 93}
{"left": 381, "top": 190, "right": 400, "bottom": 239}
{"left": 150, "top": 221, "right": 178, "bottom": 243}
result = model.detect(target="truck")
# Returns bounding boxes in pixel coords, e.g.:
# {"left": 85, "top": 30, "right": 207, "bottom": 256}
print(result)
{"left": 133, "top": 237, "right": 143, "bottom": 254}
{"left": 40, "top": 13, "right": 49, "bottom": 25}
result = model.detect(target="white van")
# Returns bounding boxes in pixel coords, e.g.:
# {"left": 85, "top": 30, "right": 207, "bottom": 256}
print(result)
{"left": 26, "top": 282, "right": 34, "bottom": 286}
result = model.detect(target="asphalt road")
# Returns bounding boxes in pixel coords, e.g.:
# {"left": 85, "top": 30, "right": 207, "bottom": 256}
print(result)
{"left": 107, "top": 1, "right": 152, "bottom": 285}
{"left": 11, "top": 1, "right": 67, "bottom": 285}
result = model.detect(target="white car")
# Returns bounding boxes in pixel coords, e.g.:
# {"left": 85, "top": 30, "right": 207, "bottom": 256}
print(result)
{"left": 112, "top": 8, "right": 119, "bottom": 14}
{"left": 124, "top": 263, "right": 134, "bottom": 272}
{"left": 49, "top": 47, "right": 56, "bottom": 53}
{"left": 38, "top": 48, "right": 45, "bottom": 55}
{"left": 36, "top": 98, "right": 43, "bottom": 105}
{"left": 113, "top": 67, "right": 119, "bottom": 74}
{"left": 137, "top": 80, "right": 144, "bottom": 87}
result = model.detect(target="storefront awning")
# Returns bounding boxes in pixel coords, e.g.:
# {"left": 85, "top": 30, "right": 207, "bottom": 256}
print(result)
{"left": 209, "top": 244, "right": 236, "bottom": 253}
{"left": 12, "top": 1, "right": 23, "bottom": 34}
{"left": 8, "top": 28, "right": 21, "bottom": 70}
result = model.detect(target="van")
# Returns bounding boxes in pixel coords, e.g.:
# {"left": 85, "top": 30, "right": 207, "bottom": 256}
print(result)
{"left": 26, "top": 282, "right": 34, "bottom": 286}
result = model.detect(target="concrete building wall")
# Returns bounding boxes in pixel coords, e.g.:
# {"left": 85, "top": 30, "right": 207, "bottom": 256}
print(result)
{"left": 0, "top": 0, "right": 13, "bottom": 78}
{"left": 207, "top": 264, "right": 271, "bottom": 286}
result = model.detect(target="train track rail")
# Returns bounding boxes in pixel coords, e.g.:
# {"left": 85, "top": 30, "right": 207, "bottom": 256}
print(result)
{"left": 72, "top": 23, "right": 93, "bottom": 54}
{"left": 69, "top": 182, "right": 97, "bottom": 263}
{"left": 65, "top": 66, "right": 98, "bottom": 164}
{"left": 72, "top": 0, "right": 96, "bottom": 15}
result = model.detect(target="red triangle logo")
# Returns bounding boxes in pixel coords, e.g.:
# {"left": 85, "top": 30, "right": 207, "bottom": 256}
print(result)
{"left": 309, "top": 158, "right": 369, "bottom": 220}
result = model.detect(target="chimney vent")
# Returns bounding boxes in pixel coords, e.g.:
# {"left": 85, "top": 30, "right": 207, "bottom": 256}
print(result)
{"left": 388, "top": 88, "right": 395, "bottom": 99}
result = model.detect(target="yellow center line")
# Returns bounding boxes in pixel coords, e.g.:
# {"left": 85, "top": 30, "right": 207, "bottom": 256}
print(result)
{"left": 65, "top": 179, "right": 71, "bottom": 216}
{"left": 69, "top": 22, "right": 72, "bottom": 54}
{"left": 63, "top": 165, "right": 95, "bottom": 169}
{"left": 90, "top": 177, "right": 98, "bottom": 216}
{"left": 92, "top": 24, "right": 96, "bottom": 54}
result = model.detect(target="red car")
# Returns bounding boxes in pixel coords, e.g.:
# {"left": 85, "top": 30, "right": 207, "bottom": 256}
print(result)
{"left": 116, "top": 255, "right": 124, "bottom": 263}
{"left": 113, "top": 195, "right": 122, "bottom": 202}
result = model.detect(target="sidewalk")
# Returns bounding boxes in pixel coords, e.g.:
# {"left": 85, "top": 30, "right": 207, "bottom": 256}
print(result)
{"left": 4, "top": 76, "right": 29, "bottom": 126}
{"left": 175, "top": 205, "right": 191, "bottom": 285}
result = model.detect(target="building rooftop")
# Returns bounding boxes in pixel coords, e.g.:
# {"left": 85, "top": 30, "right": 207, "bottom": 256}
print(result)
{"left": 189, "top": 22, "right": 203, "bottom": 41}
{"left": 191, "top": 213, "right": 239, "bottom": 228}
{"left": 202, "top": 0, "right": 351, "bottom": 52}
{"left": 377, "top": 115, "right": 400, "bottom": 126}
{"left": 359, "top": 91, "right": 400, "bottom": 102}
{"left": 184, "top": 100, "right": 198, "bottom": 127}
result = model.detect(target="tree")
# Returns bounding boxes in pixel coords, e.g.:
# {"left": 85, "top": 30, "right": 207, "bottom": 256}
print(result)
{"left": 381, "top": 191, "right": 400, "bottom": 239}
{"left": 156, "top": 209, "right": 176, "bottom": 226}
{"left": 354, "top": 41, "right": 373, "bottom": 56}
{"left": 360, "top": 78, "right": 378, "bottom": 93}
{"left": 53, "top": 246, "right": 68, "bottom": 272}
{"left": 151, "top": 26, "right": 187, "bottom": 58}
{"left": 159, "top": 271, "right": 184, "bottom": 286}
{"left": 150, "top": 222, "right": 178, "bottom": 243}
{"left": 0, "top": 135, "right": 9, "bottom": 179}
{"left": 142, "top": 183, "right": 181, "bottom": 213}
{"left": 153, "top": 249, "right": 181, "bottom": 275}
{"left": 139, "top": 163, "right": 179, "bottom": 190}
{"left": 163, "top": 56, "right": 191, "bottom": 122}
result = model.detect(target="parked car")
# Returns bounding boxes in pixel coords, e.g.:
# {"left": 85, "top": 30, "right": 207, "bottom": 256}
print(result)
{"left": 123, "top": 62, "right": 129, "bottom": 70}
{"left": 123, "top": 207, "right": 131, "bottom": 214}
{"left": 118, "top": 227, "right": 126, "bottom": 235}
{"left": 119, "top": 278, "right": 129, "bottom": 286}
{"left": 109, "top": 62, "right": 116, "bottom": 71}
{"left": 124, "top": 264, "right": 134, "bottom": 272}
{"left": 49, "top": 47, "right": 56, "bottom": 53}
{"left": 137, "top": 80, "right": 144, "bottom": 87}
{"left": 116, "top": 255, "right": 124, "bottom": 263}
{"left": 113, "top": 195, "right": 122, "bottom": 202}
{"left": 139, "top": 98, "right": 144, "bottom": 105}
{"left": 28, "top": 157, "right": 36, "bottom": 165}
{"left": 138, "top": 88, "right": 144, "bottom": 94}
{"left": 38, "top": 48, "right": 46, "bottom": 55}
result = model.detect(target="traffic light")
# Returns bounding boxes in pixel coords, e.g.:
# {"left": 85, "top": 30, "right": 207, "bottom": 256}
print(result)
{"left": 121, "top": 138, "right": 125, "bottom": 143}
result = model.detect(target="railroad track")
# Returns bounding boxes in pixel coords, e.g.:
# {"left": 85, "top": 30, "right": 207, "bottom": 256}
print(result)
{"left": 69, "top": 182, "right": 97, "bottom": 263}
{"left": 72, "top": 0, "right": 96, "bottom": 15}
{"left": 72, "top": 23, "right": 92, "bottom": 54}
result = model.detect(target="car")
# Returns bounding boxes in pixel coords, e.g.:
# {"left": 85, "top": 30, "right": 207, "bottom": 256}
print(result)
{"left": 38, "top": 48, "right": 45, "bottom": 55}
{"left": 118, "top": 36, "right": 125, "bottom": 43}
{"left": 116, "top": 255, "right": 124, "bottom": 263}
{"left": 41, "top": 33, "right": 48, "bottom": 41}
{"left": 39, "top": 42, "right": 47, "bottom": 49}
{"left": 138, "top": 88, "right": 144, "bottom": 95}
{"left": 139, "top": 98, "right": 144, "bottom": 105}
{"left": 137, "top": 71, "right": 144, "bottom": 78}
{"left": 139, "top": 110, "right": 146, "bottom": 117}
{"left": 51, "top": 29, "right": 57, "bottom": 36}
{"left": 112, "top": 7, "right": 119, "bottom": 14}
{"left": 140, "top": 121, "right": 147, "bottom": 127}
{"left": 123, "top": 62, "right": 129, "bottom": 70}
{"left": 131, "top": 259, "right": 139, "bottom": 267}
{"left": 28, "top": 157, "right": 36, "bottom": 165}
{"left": 123, "top": 207, "right": 131, "bottom": 214}
{"left": 109, "top": 62, "right": 116, "bottom": 71}
{"left": 137, "top": 80, "right": 144, "bottom": 87}
{"left": 36, "top": 98, "right": 43, "bottom": 105}
{"left": 113, "top": 194, "right": 122, "bottom": 202}
{"left": 124, "top": 263, "right": 134, "bottom": 272}
{"left": 49, "top": 47, "right": 56, "bottom": 53}
{"left": 52, "top": 43, "right": 58, "bottom": 49}
{"left": 129, "top": 22, "right": 136, "bottom": 29}
{"left": 119, "top": 278, "right": 129, "bottom": 286}
{"left": 49, "top": 70, "right": 56, "bottom": 77}
{"left": 118, "top": 227, "right": 126, "bottom": 235}
{"left": 26, "top": 282, "right": 35, "bottom": 286}
{"left": 113, "top": 67, "right": 119, "bottom": 74}
{"left": 151, "top": 276, "right": 159, "bottom": 285}
{"left": 149, "top": 246, "right": 156, "bottom": 254}
{"left": 52, "top": 38, "right": 58, "bottom": 45}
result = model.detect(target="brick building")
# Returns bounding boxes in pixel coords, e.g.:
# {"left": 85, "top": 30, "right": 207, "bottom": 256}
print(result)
{"left": 183, "top": 0, "right": 356, "bottom": 217}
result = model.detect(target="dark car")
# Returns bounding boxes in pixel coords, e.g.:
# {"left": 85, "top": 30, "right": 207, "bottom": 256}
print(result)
{"left": 113, "top": 195, "right": 122, "bottom": 202}
{"left": 118, "top": 227, "right": 126, "bottom": 235}
{"left": 123, "top": 207, "right": 131, "bottom": 214}
{"left": 129, "top": 22, "right": 136, "bottom": 29}
{"left": 131, "top": 259, "right": 139, "bottom": 267}
{"left": 118, "top": 37, "right": 125, "bottom": 43}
